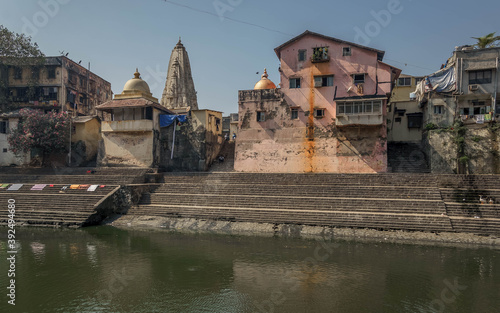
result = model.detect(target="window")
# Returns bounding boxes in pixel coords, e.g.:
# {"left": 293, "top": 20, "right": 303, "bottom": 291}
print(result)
{"left": 0, "top": 120, "right": 8, "bottom": 134}
{"left": 433, "top": 105, "right": 443, "bottom": 114}
{"left": 47, "top": 67, "right": 56, "bottom": 79}
{"left": 14, "top": 67, "right": 22, "bottom": 80}
{"left": 353, "top": 74, "right": 365, "bottom": 84}
{"left": 337, "top": 100, "right": 382, "bottom": 115}
{"left": 314, "top": 75, "right": 334, "bottom": 87}
{"left": 469, "top": 70, "right": 492, "bottom": 84}
{"left": 397, "top": 77, "right": 412, "bottom": 86}
{"left": 289, "top": 78, "right": 301, "bottom": 89}
{"left": 298, "top": 49, "right": 307, "bottom": 62}
{"left": 395, "top": 117, "right": 402, "bottom": 123}
{"left": 291, "top": 108, "right": 299, "bottom": 120}
{"left": 312, "top": 47, "right": 329, "bottom": 62}
{"left": 415, "top": 77, "right": 424, "bottom": 85}
{"left": 256, "top": 111, "right": 265, "bottom": 122}
{"left": 342, "top": 47, "right": 351, "bottom": 56}
{"left": 2, "top": 148, "right": 7, "bottom": 153}
{"left": 407, "top": 113, "right": 423, "bottom": 128}
{"left": 314, "top": 108, "right": 325, "bottom": 118}
{"left": 31, "top": 67, "right": 40, "bottom": 80}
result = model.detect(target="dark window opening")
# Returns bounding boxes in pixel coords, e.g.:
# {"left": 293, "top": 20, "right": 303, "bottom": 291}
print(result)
{"left": 31, "top": 67, "right": 40, "bottom": 80}
{"left": 14, "top": 67, "right": 22, "bottom": 80}
{"left": 298, "top": 50, "right": 307, "bottom": 62}
{"left": 342, "top": 47, "right": 351, "bottom": 56}
{"left": 434, "top": 105, "right": 443, "bottom": 114}
{"left": 314, "top": 108, "right": 325, "bottom": 118}
{"left": 397, "top": 77, "right": 411, "bottom": 86}
{"left": 48, "top": 67, "right": 56, "bottom": 79}
{"left": 290, "top": 78, "right": 301, "bottom": 89}
{"left": 145, "top": 107, "right": 153, "bottom": 120}
{"left": 395, "top": 117, "right": 402, "bottom": 123}
{"left": 291, "top": 108, "right": 299, "bottom": 120}
{"left": 353, "top": 74, "right": 365, "bottom": 84}
{"left": 469, "top": 70, "right": 492, "bottom": 84}
{"left": 2, "top": 148, "right": 7, "bottom": 153}
{"left": 407, "top": 113, "right": 423, "bottom": 128}
{"left": 0, "top": 120, "right": 8, "bottom": 134}
{"left": 257, "top": 111, "right": 266, "bottom": 122}
{"left": 314, "top": 75, "right": 334, "bottom": 87}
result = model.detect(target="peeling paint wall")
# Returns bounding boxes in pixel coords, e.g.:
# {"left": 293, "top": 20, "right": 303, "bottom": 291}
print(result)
{"left": 235, "top": 89, "right": 386, "bottom": 173}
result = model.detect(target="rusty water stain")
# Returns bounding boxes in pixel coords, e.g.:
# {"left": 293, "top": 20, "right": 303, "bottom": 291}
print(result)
{"left": 304, "top": 70, "right": 315, "bottom": 172}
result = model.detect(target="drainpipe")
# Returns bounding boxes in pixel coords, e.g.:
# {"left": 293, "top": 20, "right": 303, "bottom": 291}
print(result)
{"left": 494, "top": 52, "right": 499, "bottom": 121}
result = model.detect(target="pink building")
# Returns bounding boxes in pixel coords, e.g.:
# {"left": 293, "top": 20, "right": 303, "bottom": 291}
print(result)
{"left": 235, "top": 31, "right": 401, "bottom": 173}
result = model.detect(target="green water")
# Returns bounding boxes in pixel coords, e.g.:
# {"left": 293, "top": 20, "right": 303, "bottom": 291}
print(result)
{"left": 0, "top": 226, "right": 499, "bottom": 313}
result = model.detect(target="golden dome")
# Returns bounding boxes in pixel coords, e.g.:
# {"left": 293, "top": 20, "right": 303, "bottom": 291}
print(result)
{"left": 123, "top": 68, "right": 151, "bottom": 94}
{"left": 114, "top": 68, "right": 159, "bottom": 102}
{"left": 254, "top": 68, "right": 277, "bottom": 90}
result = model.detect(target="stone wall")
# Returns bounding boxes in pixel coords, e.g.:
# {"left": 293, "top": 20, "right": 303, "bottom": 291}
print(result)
{"left": 424, "top": 126, "right": 500, "bottom": 174}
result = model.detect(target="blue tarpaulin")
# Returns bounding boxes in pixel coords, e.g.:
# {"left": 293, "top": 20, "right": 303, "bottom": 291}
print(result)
{"left": 159, "top": 115, "right": 188, "bottom": 127}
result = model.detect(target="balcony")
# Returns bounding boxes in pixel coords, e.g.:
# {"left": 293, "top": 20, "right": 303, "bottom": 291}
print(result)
{"left": 101, "top": 120, "right": 153, "bottom": 132}
{"left": 336, "top": 113, "right": 383, "bottom": 126}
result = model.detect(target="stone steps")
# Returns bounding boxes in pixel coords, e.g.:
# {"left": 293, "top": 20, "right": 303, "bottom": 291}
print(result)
{"left": 130, "top": 205, "right": 453, "bottom": 232}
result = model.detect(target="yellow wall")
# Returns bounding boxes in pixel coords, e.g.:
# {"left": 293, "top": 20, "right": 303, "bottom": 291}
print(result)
{"left": 388, "top": 75, "right": 423, "bottom": 142}
{"left": 72, "top": 118, "right": 101, "bottom": 161}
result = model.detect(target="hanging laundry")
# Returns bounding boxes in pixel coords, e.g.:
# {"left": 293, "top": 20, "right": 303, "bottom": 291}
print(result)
{"left": 79, "top": 184, "right": 90, "bottom": 190}
{"left": 7, "top": 184, "right": 23, "bottom": 191}
{"left": 31, "top": 184, "right": 47, "bottom": 191}
{"left": 70, "top": 185, "right": 80, "bottom": 189}
{"left": 87, "top": 185, "right": 99, "bottom": 192}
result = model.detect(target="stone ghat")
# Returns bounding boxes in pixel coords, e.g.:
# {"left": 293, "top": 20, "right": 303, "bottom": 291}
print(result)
{"left": 129, "top": 173, "right": 500, "bottom": 236}
{"left": 0, "top": 167, "right": 150, "bottom": 227}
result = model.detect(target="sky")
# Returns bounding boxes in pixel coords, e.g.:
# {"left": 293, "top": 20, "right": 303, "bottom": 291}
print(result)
{"left": 1, "top": 0, "right": 499, "bottom": 115}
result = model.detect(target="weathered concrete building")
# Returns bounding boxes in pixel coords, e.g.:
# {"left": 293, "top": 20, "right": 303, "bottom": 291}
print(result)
{"left": 96, "top": 70, "right": 173, "bottom": 167}
{"left": 0, "top": 56, "right": 111, "bottom": 116}
{"left": 235, "top": 31, "right": 401, "bottom": 173}
{"left": 387, "top": 74, "right": 424, "bottom": 143}
{"left": 415, "top": 46, "right": 500, "bottom": 174}
{"left": 0, "top": 111, "right": 30, "bottom": 166}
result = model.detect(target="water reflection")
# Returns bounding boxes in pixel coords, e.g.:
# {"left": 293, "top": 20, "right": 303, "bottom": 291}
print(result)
{"left": 0, "top": 226, "right": 499, "bottom": 313}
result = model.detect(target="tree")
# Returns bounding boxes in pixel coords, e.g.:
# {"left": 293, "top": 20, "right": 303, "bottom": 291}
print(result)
{"left": 8, "top": 109, "right": 70, "bottom": 165}
{"left": 0, "top": 25, "right": 45, "bottom": 111}
{"left": 471, "top": 32, "right": 500, "bottom": 49}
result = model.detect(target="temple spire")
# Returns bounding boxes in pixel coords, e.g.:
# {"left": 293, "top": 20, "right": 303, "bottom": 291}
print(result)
{"left": 161, "top": 38, "right": 198, "bottom": 111}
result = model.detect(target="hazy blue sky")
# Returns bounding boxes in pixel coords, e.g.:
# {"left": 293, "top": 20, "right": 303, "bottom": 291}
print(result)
{"left": 1, "top": 0, "right": 499, "bottom": 115}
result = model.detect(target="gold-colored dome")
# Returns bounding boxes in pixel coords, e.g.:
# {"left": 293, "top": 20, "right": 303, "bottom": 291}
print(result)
{"left": 123, "top": 68, "right": 151, "bottom": 94}
{"left": 254, "top": 68, "right": 277, "bottom": 90}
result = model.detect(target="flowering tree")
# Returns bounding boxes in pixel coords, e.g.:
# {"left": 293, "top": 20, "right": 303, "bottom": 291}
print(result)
{"left": 8, "top": 109, "right": 70, "bottom": 165}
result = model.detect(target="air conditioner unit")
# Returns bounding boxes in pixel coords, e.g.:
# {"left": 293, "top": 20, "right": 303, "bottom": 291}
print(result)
{"left": 409, "top": 92, "right": 416, "bottom": 100}
{"left": 469, "top": 84, "right": 479, "bottom": 91}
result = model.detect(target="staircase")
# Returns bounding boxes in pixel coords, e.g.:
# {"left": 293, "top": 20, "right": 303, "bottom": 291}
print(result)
{"left": 208, "top": 141, "right": 235, "bottom": 172}
{"left": 388, "top": 143, "right": 430, "bottom": 173}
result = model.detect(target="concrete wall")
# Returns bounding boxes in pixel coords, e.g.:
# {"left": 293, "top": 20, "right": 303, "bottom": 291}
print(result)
{"left": 100, "top": 131, "right": 154, "bottom": 167}
{"left": 72, "top": 118, "right": 100, "bottom": 161}
{"left": 424, "top": 127, "right": 500, "bottom": 174}
{"left": 235, "top": 89, "right": 386, "bottom": 173}
{"left": 0, "top": 117, "right": 30, "bottom": 166}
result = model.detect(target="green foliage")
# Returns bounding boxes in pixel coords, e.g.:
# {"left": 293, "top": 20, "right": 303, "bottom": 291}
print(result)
{"left": 425, "top": 123, "right": 438, "bottom": 131}
{"left": 471, "top": 136, "right": 482, "bottom": 142}
{"left": 459, "top": 156, "right": 470, "bottom": 164}
{"left": 0, "top": 25, "right": 45, "bottom": 110}
{"left": 8, "top": 109, "right": 70, "bottom": 159}
{"left": 471, "top": 32, "right": 500, "bottom": 49}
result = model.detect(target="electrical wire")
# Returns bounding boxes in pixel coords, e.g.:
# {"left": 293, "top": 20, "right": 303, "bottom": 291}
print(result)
{"left": 162, "top": 0, "right": 437, "bottom": 74}
{"left": 163, "top": 0, "right": 293, "bottom": 37}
